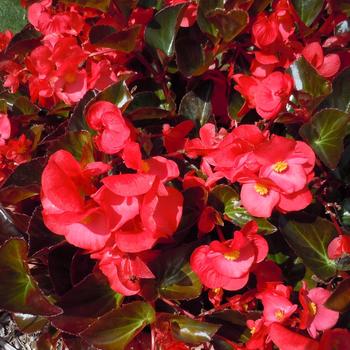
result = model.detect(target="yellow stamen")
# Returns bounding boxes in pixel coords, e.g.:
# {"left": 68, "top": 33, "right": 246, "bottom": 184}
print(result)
{"left": 275, "top": 309, "right": 285, "bottom": 321}
{"left": 141, "top": 160, "right": 150, "bottom": 173}
{"left": 224, "top": 250, "right": 240, "bottom": 261}
{"left": 64, "top": 72, "right": 76, "bottom": 84}
{"left": 250, "top": 326, "right": 256, "bottom": 335}
{"left": 273, "top": 161, "right": 288, "bottom": 173}
{"left": 254, "top": 183, "right": 269, "bottom": 196}
{"left": 309, "top": 302, "right": 317, "bottom": 315}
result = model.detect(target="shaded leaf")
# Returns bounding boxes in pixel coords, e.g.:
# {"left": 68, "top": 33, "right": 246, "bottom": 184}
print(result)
{"left": 81, "top": 301, "right": 155, "bottom": 350}
{"left": 95, "top": 80, "right": 133, "bottom": 109}
{"left": 13, "top": 313, "right": 48, "bottom": 334}
{"left": 0, "top": 185, "right": 39, "bottom": 206}
{"left": 300, "top": 108, "right": 349, "bottom": 169}
{"left": 325, "top": 278, "right": 350, "bottom": 312}
{"left": 89, "top": 25, "right": 141, "bottom": 52}
{"left": 59, "top": 0, "right": 111, "bottom": 12}
{"left": 171, "top": 316, "right": 220, "bottom": 345}
{"left": 0, "top": 238, "right": 62, "bottom": 316}
{"left": 145, "top": 4, "right": 188, "bottom": 56}
{"left": 51, "top": 273, "right": 118, "bottom": 334}
{"left": 291, "top": 0, "right": 324, "bottom": 26}
{"left": 207, "top": 9, "right": 248, "bottom": 42}
{"left": 320, "top": 67, "right": 350, "bottom": 113}
{"left": 288, "top": 57, "right": 332, "bottom": 108}
{"left": 179, "top": 80, "right": 213, "bottom": 128}
{"left": 0, "top": 205, "right": 23, "bottom": 246}
{"left": 279, "top": 217, "right": 337, "bottom": 280}
{"left": 5, "top": 26, "right": 41, "bottom": 57}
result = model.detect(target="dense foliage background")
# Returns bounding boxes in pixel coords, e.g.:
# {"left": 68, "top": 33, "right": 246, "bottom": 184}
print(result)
{"left": 0, "top": 0, "right": 349, "bottom": 349}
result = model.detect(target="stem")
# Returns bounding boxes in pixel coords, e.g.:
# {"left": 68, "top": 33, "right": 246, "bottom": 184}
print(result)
{"left": 216, "top": 226, "right": 225, "bottom": 242}
{"left": 160, "top": 297, "right": 195, "bottom": 319}
{"left": 198, "top": 302, "right": 231, "bottom": 318}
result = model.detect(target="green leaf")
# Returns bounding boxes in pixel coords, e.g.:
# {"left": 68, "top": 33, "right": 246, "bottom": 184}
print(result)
{"left": 291, "top": 0, "right": 324, "bottom": 26}
{"left": 51, "top": 273, "right": 119, "bottom": 334}
{"left": 325, "top": 278, "right": 350, "bottom": 312}
{"left": 320, "top": 67, "right": 350, "bottom": 113}
{"left": 155, "top": 244, "right": 202, "bottom": 300}
{"left": 207, "top": 9, "right": 248, "bottom": 42}
{"left": 179, "top": 80, "right": 213, "bottom": 127}
{"left": 0, "top": 0, "right": 27, "bottom": 33}
{"left": 89, "top": 25, "right": 141, "bottom": 52}
{"left": 300, "top": 108, "right": 349, "bottom": 169}
{"left": 228, "top": 90, "right": 245, "bottom": 121}
{"left": 95, "top": 80, "right": 133, "bottom": 109}
{"left": 145, "top": 4, "right": 188, "bottom": 56}
{"left": 81, "top": 301, "right": 155, "bottom": 350}
{"left": 171, "top": 316, "right": 220, "bottom": 345}
{"left": 59, "top": 0, "right": 111, "bottom": 12}
{"left": 279, "top": 217, "right": 338, "bottom": 280}
{"left": 0, "top": 238, "right": 62, "bottom": 316}
{"left": 288, "top": 56, "right": 332, "bottom": 108}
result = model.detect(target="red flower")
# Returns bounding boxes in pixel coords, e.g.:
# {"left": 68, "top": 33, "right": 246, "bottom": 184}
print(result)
{"left": 0, "top": 113, "right": 11, "bottom": 145}
{"left": 86, "top": 101, "right": 133, "bottom": 154}
{"left": 302, "top": 42, "right": 341, "bottom": 78}
{"left": 255, "top": 72, "right": 293, "bottom": 120}
{"left": 165, "top": 0, "right": 197, "bottom": 27}
{"left": 91, "top": 245, "right": 154, "bottom": 295}
{"left": 190, "top": 222, "right": 268, "bottom": 290}
{"left": 328, "top": 235, "right": 350, "bottom": 259}
{"left": 41, "top": 150, "right": 111, "bottom": 250}
{"left": 299, "top": 283, "right": 339, "bottom": 338}
{"left": 162, "top": 120, "right": 194, "bottom": 153}
{"left": 319, "top": 328, "right": 350, "bottom": 350}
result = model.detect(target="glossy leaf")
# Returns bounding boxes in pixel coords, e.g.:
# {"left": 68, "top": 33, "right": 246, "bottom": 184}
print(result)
{"left": 145, "top": 4, "right": 188, "bottom": 56}
{"left": 155, "top": 244, "right": 202, "bottom": 300}
{"left": 300, "top": 108, "right": 349, "bottom": 169}
{"left": 321, "top": 67, "right": 350, "bottom": 113}
{"left": 325, "top": 278, "right": 350, "bottom": 312}
{"left": 0, "top": 238, "right": 62, "bottom": 316}
{"left": 13, "top": 313, "right": 48, "bottom": 334}
{"left": 171, "top": 316, "right": 220, "bottom": 345}
{"left": 207, "top": 9, "right": 248, "bottom": 42}
{"left": 95, "top": 80, "right": 133, "bottom": 109}
{"left": 89, "top": 25, "right": 141, "bottom": 52}
{"left": 291, "top": 0, "right": 324, "bottom": 26}
{"left": 51, "top": 273, "right": 119, "bottom": 334}
{"left": 279, "top": 217, "right": 337, "bottom": 280}
{"left": 59, "top": 0, "right": 111, "bottom": 12}
{"left": 81, "top": 301, "right": 155, "bottom": 350}
{"left": 288, "top": 57, "right": 332, "bottom": 107}
{"left": 179, "top": 80, "right": 213, "bottom": 127}
{"left": 0, "top": 185, "right": 39, "bottom": 206}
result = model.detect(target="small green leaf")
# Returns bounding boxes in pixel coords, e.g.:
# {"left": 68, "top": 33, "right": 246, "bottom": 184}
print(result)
{"left": 300, "top": 108, "right": 349, "bottom": 169}
{"left": 81, "top": 301, "right": 155, "bottom": 350}
{"left": 89, "top": 25, "right": 141, "bottom": 52}
{"left": 0, "top": 239, "right": 62, "bottom": 316}
{"left": 288, "top": 56, "right": 332, "bottom": 108}
{"left": 279, "top": 217, "right": 337, "bottom": 280}
{"left": 171, "top": 316, "right": 220, "bottom": 345}
{"left": 320, "top": 67, "right": 350, "bottom": 113}
{"left": 179, "top": 80, "right": 213, "bottom": 127}
{"left": 59, "top": 0, "right": 111, "bottom": 12}
{"left": 325, "top": 278, "right": 350, "bottom": 312}
{"left": 291, "top": 0, "right": 324, "bottom": 26}
{"left": 145, "top": 4, "right": 188, "bottom": 56}
{"left": 209, "top": 184, "right": 239, "bottom": 212}
{"left": 0, "top": 0, "right": 27, "bottom": 34}
{"left": 207, "top": 9, "right": 248, "bottom": 42}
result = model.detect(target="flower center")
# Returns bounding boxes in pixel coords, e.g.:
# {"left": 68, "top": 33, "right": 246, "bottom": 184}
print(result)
{"left": 309, "top": 302, "right": 317, "bottom": 315}
{"left": 273, "top": 160, "right": 288, "bottom": 173}
{"left": 224, "top": 250, "right": 240, "bottom": 261}
{"left": 64, "top": 71, "right": 77, "bottom": 84}
{"left": 254, "top": 183, "right": 269, "bottom": 196}
{"left": 250, "top": 326, "right": 256, "bottom": 335}
{"left": 274, "top": 309, "right": 285, "bottom": 321}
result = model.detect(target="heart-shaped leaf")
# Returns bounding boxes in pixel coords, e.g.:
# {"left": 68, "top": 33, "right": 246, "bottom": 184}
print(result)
{"left": 300, "top": 108, "right": 349, "bottom": 169}
{"left": 325, "top": 278, "right": 350, "bottom": 312}
{"left": 207, "top": 9, "right": 248, "bottom": 42}
{"left": 291, "top": 0, "right": 324, "bottom": 26}
{"left": 279, "top": 217, "right": 337, "bottom": 280}
{"left": 0, "top": 238, "right": 62, "bottom": 316}
{"left": 145, "top": 4, "right": 188, "bottom": 56}
{"left": 81, "top": 301, "right": 155, "bottom": 350}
